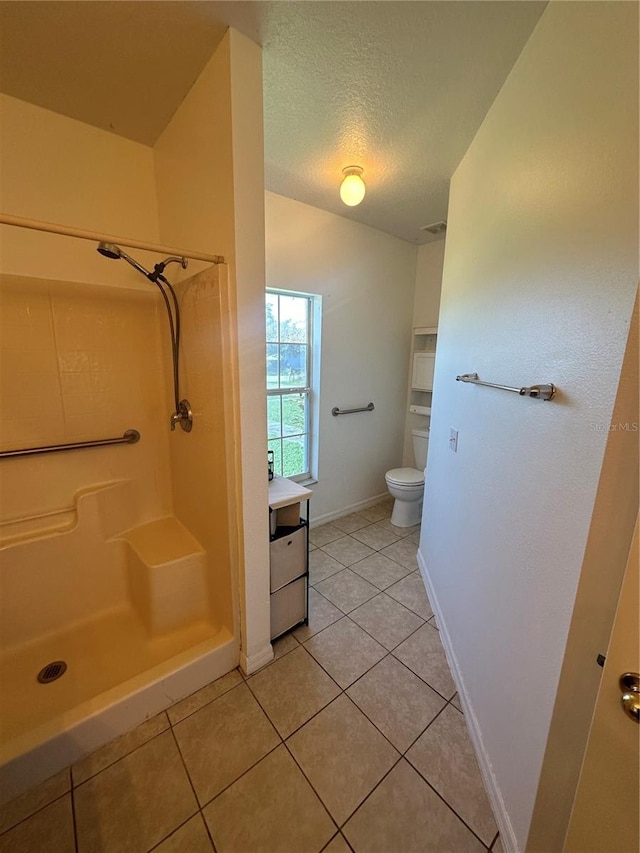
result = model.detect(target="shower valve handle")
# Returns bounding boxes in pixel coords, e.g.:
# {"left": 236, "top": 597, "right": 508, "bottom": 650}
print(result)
{"left": 170, "top": 399, "right": 193, "bottom": 433}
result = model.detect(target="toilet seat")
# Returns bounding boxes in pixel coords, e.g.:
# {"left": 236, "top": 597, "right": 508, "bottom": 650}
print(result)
{"left": 385, "top": 467, "right": 424, "bottom": 487}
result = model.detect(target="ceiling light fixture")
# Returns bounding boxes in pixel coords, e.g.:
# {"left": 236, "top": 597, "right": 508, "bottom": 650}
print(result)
{"left": 339, "top": 166, "right": 366, "bottom": 207}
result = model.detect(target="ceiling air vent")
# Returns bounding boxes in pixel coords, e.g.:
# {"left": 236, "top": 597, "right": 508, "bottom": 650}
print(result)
{"left": 420, "top": 220, "right": 447, "bottom": 236}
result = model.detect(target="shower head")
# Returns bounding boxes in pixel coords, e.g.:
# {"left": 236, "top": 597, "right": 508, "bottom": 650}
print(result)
{"left": 97, "top": 242, "right": 122, "bottom": 260}
{"left": 96, "top": 242, "right": 153, "bottom": 280}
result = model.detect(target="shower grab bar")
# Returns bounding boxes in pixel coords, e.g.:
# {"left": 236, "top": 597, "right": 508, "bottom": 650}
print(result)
{"left": 456, "top": 373, "right": 556, "bottom": 401}
{"left": 0, "top": 429, "right": 141, "bottom": 459}
{"left": 332, "top": 402, "right": 375, "bottom": 416}
{"left": 0, "top": 213, "right": 225, "bottom": 264}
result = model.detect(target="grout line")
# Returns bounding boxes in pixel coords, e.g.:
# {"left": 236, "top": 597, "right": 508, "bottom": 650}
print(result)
{"left": 448, "top": 696, "right": 464, "bottom": 715}
{"left": 274, "top": 680, "right": 405, "bottom": 835}
{"left": 301, "top": 615, "right": 454, "bottom": 728}
{"left": 301, "top": 626, "right": 389, "bottom": 689}
{"left": 301, "top": 609, "right": 427, "bottom": 692}
{"left": 345, "top": 601, "right": 427, "bottom": 649}
{"left": 401, "top": 700, "right": 450, "bottom": 755}
{"left": 490, "top": 830, "right": 500, "bottom": 849}
{"left": 319, "top": 831, "right": 343, "bottom": 852}
{"left": 275, "top": 619, "right": 491, "bottom": 848}
{"left": 340, "top": 830, "right": 357, "bottom": 852}
{"left": 304, "top": 636, "right": 460, "bottom": 757}
{"left": 335, "top": 754, "right": 405, "bottom": 830}
{"left": 227, "top": 548, "right": 477, "bottom": 846}
{"left": 335, "top": 691, "right": 404, "bottom": 759}
{"left": 389, "top": 649, "right": 457, "bottom": 704}
{"left": 303, "top": 584, "right": 345, "bottom": 620}
{"left": 72, "top": 713, "right": 172, "bottom": 788}
{"left": 245, "top": 647, "right": 342, "bottom": 741}
{"left": 70, "top": 771, "right": 79, "bottom": 853}
{"left": 200, "top": 809, "right": 219, "bottom": 853}
{"left": 300, "top": 602, "right": 450, "bottom": 707}
{"left": 314, "top": 543, "right": 418, "bottom": 587}
{"left": 347, "top": 551, "right": 414, "bottom": 576}
{"left": 0, "top": 789, "right": 71, "bottom": 839}
{"left": 188, "top": 683, "right": 287, "bottom": 812}
{"left": 281, "top": 738, "right": 339, "bottom": 835}
{"left": 407, "top": 756, "right": 495, "bottom": 850}
{"left": 167, "top": 676, "right": 245, "bottom": 728}
{"left": 261, "top": 646, "right": 410, "bottom": 785}
{"left": 197, "top": 741, "right": 283, "bottom": 813}
{"left": 167, "top": 725, "right": 202, "bottom": 812}
{"left": 147, "top": 813, "right": 201, "bottom": 852}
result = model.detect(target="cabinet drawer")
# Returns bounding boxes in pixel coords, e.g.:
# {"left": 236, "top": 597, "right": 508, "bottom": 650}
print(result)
{"left": 270, "top": 576, "right": 306, "bottom": 639}
{"left": 270, "top": 526, "right": 306, "bottom": 592}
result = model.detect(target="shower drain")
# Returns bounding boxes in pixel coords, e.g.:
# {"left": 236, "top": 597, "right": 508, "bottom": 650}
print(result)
{"left": 37, "top": 661, "right": 67, "bottom": 684}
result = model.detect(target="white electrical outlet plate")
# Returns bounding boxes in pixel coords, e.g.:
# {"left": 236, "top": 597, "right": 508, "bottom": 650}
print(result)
{"left": 449, "top": 428, "right": 458, "bottom": 452}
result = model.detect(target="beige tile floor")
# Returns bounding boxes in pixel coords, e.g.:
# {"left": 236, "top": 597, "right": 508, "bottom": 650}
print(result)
{"left": 0, "top": 499, "right": 503, "bottom": 853}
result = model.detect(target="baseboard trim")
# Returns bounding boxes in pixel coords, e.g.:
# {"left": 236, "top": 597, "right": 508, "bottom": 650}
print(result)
{"left": 310, "top": 492, "right": 389, "bottom": 528}
{"left": 240, "top": 642, "right": 274, "bottom": 675}
{"left": 416, "top": 548, "right": 520, "bottom": 853}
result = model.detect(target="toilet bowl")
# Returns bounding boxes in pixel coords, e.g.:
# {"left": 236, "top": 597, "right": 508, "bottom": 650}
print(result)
{"left": 385, "top": 428, "right": 429, "bottom": 527}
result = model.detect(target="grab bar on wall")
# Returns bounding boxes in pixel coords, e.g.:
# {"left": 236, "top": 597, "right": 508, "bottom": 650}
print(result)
{"left": 456, "top": 373, "right": 556, "bottom": 401}
{"left": 0, "top": 429, "right": 141, "bottom": 459}
{"left": 332, "top": 402, "right": 375, "bottom": 416}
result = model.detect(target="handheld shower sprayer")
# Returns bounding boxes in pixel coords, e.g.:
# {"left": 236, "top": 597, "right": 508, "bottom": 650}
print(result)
{"left": 96, "top": 242, "right": 192, "bottom": 432}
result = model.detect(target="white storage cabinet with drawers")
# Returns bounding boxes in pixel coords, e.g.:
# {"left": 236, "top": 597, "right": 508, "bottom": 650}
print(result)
{"left": 267, "top": 476, "right": 312, "bottom": 640}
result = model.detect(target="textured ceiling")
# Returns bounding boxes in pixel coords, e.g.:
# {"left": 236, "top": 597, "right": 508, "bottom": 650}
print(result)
{"left": 0, "top": 1, "right": 547, "bottom": 244}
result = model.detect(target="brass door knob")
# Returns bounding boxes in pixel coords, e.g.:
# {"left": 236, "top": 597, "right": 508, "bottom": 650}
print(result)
{"left": 619, "top": 673, "right": 640, "bottom": 723}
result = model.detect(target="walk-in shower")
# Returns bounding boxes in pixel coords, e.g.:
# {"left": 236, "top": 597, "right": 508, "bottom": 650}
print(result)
{"left": 97, "top": 242, "right": 193, "bottom": 432}
{"left": 0, "top": 208, "right": 237, "bottom": 807}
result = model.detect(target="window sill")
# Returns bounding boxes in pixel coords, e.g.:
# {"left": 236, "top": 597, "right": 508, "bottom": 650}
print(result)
{"left": 297, "top": 477, "right": 317, "bottom": 487}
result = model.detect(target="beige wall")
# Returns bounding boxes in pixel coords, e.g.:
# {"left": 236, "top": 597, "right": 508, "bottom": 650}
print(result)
{"left": 413, "top": 240, "right": 444, "bottom": 328}
{"left": 0, "top": 94, "right": 159, "bottom": 289}
{"left": 265, "top": 190, "right": 417, "bottom": 521}
{"left": 419, "top": 2, "right": 638, "bottom": 850}
{"left": 227, "top": 31, "right": 271, "bottom": 671}
{"left": 152, "top": 36, "right": 234, "bottom": 274}
{"left": 167, "top": 267, "right": 236, "bottom": 632}
{"left": 153, "top": 34, "right": 238, "bottom": 640}
{"left": 154, "top": 30, "right": 271, "bottom": 672}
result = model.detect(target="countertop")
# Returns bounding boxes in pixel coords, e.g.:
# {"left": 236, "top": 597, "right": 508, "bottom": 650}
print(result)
{"left": 268, "top": 476, "right": 313, "bottom": 510}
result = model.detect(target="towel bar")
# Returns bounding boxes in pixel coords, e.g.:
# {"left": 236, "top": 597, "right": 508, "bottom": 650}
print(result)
{"left": 456, "top": 374, "right": 555, "bottom": 401}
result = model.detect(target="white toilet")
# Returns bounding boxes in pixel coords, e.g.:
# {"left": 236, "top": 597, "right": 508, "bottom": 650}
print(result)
{"left": 385, "top": 428, "right": 429, "bottom": 527}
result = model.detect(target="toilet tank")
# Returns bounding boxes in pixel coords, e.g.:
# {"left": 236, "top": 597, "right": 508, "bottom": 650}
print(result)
{"left": 412, "top": 428, "right": 430, "bottom": 470}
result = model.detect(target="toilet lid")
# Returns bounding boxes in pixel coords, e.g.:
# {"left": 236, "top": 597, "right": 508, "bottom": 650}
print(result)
{"left": 386, "top": 467, "right": 425, "bottom": 486}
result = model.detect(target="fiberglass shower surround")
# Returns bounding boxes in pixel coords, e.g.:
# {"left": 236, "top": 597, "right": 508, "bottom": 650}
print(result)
{"left": 97, "top": 242, "right": 193, "bottom": 432}
{"left": 0, "top": 212, "right": 227, "bottom": 433}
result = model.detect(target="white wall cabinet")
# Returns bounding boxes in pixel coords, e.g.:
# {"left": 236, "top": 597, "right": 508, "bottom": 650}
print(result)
{"left": 408, "top": 326, "right": 437, "bottom": 417}
{"left": 412, "top": 352, "right": 436, "bottom": 391}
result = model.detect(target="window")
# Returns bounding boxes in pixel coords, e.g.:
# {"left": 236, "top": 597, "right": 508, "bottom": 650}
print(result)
{"left": 266, "top": 289, "right": 320, "bottom": 481}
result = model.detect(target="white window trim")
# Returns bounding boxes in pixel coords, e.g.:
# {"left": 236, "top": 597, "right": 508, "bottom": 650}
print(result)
{"left": 266, "top": 288, "right": 321, "bottom": 482}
